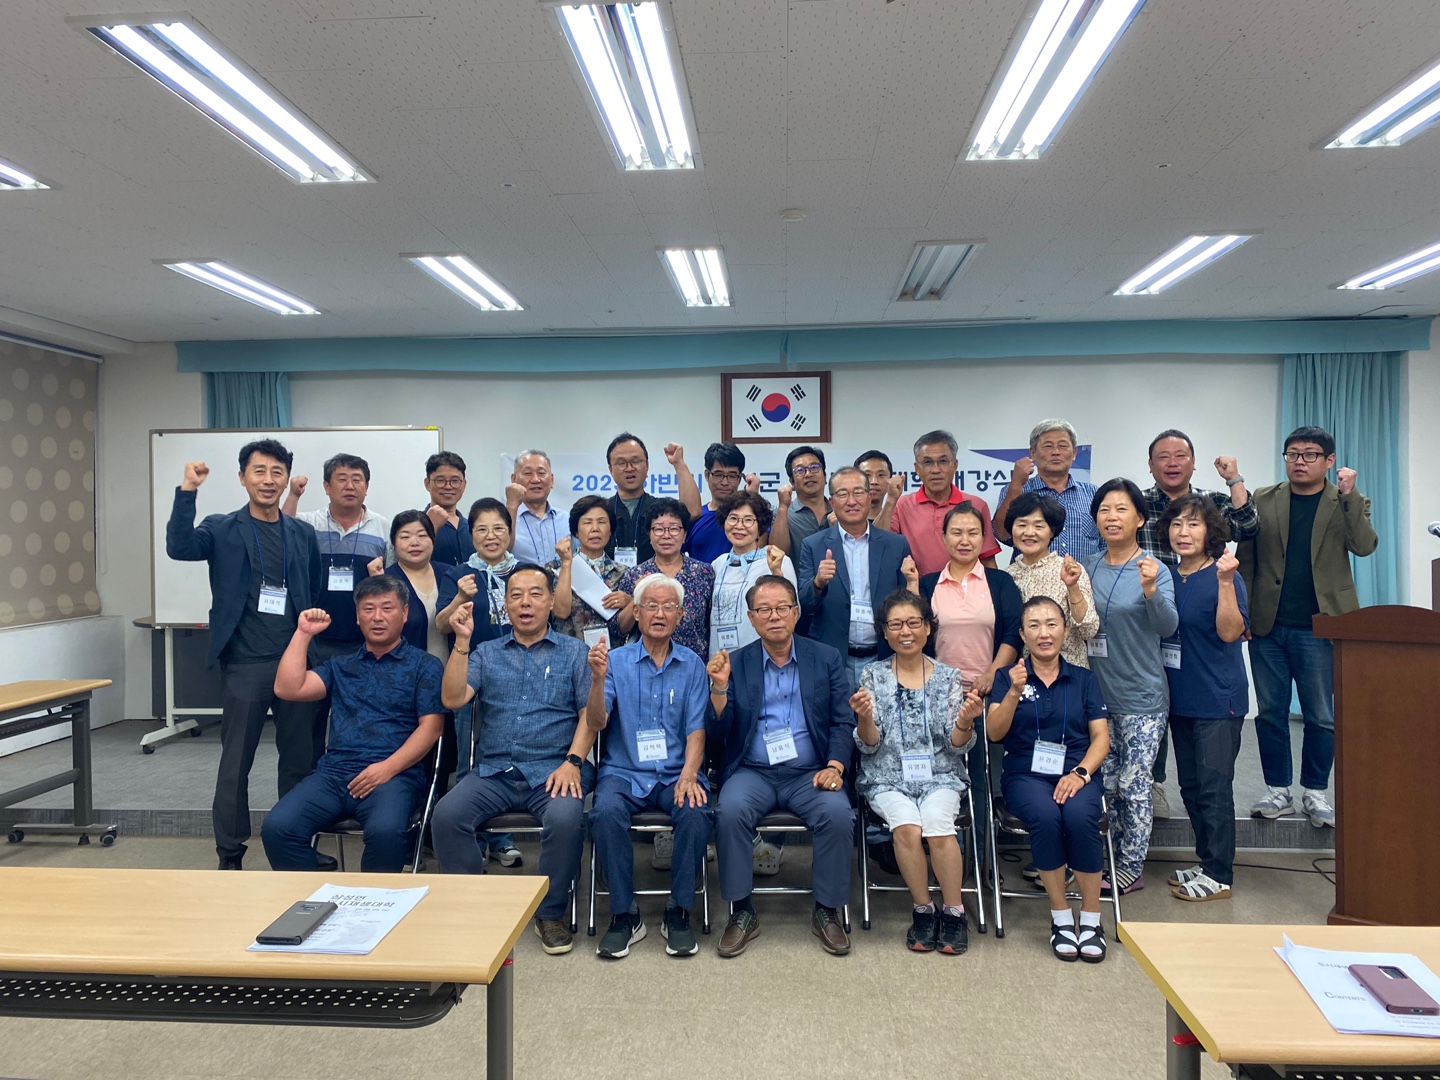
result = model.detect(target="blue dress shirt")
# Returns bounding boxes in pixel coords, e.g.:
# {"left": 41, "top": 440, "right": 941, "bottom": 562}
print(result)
{"left": 602, "top": 641, "right": 710, "bottom": 796}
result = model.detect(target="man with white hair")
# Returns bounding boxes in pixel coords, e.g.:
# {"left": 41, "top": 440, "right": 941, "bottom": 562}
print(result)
{"left": 993, "top": 419, "right": 1101, "bottom": 559}
{"left": 506, "top": 449, "right": 565, "bottom": 565}
{"left": 585, "top": 574, "right": 712, "bottom": 959}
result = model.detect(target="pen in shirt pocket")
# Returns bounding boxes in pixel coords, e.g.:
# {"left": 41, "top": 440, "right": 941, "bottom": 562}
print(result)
{"left": 545, "top": 665, "right": 550, "bottom": 680}
{"left": 669, "top": 689, "right": 674, "bottom": 705}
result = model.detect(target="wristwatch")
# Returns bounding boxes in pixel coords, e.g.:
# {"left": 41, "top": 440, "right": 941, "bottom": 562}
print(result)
{"left": 1225, "top": 474, "right": 1245, "bottom": 487}
{"left": 1071, "top": 765, "right": 1090, "bottom": 783}
{"left": 564, "top": 753, "right": 584, "bottom": 768}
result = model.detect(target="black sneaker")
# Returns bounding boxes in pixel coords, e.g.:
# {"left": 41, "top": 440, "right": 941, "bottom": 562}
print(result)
{"left": 596, "top": 912, "right": 646, "bottom": 959}
{"left": 936, "top": 910, "right": 969, "bottom": 955}
{"left": 906, "top": 907, "right": 938, "bottom": 952}
{"left": 661, "top": 905, "right": 698, "bottom": 957}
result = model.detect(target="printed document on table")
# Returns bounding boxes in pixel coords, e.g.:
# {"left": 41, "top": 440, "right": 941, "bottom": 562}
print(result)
{"left": 571, "top": 557, "right": 619, "bottom": 622}
{"left": 249, "top": 884, "right": 428, "bottom": 955}
{"left": 1276, "top": 935, "right": 1440, "bottom": 1038}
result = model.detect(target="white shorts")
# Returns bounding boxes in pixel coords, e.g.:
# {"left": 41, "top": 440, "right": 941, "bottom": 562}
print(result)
{"left": 868, "top": 787, "right": 963, "bottom": 838}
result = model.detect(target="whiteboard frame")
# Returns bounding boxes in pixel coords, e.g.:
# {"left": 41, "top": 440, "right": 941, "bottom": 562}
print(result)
{"left": 149, "top": 426, "right": 444, "bottom": 628}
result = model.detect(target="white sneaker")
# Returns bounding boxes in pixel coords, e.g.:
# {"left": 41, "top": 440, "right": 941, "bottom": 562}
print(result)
{"left": 1302, "top": 789, "right": 1335, "bottom": 828}
{"left": 1151, "top": 782, "right": 1171, "bottom": 819}
{"left": 1249, "top": 786, "right": 1294, "bottom": 819}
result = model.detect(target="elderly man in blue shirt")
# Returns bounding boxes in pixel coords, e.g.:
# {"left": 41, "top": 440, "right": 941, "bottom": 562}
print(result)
{"left": 430, "top": 564, "right": 597, "bottom": 957}
{"left": 584, "top": 574, "right": 711, "bottom": 959}
{"left": 262, "top": 575, "right": 444, "bottom": 874}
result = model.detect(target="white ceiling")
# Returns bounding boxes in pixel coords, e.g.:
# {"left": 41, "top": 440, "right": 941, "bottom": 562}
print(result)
{"left": 3, "top": 0, "right": 1440, "bottom": 344}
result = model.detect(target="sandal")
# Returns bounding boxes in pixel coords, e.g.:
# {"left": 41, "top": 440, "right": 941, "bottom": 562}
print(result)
{"left": 1167, "top": 864, "right": 1204, "bottom": 887}
{"left": 1077, "top": 923, "right": 1106, "bottom": 963}
{"left": 1170, "top": 873, "right": 1232, "bottom": 902}
{"left": 1050, "top": 921, "right": 1079, "bottom": 962}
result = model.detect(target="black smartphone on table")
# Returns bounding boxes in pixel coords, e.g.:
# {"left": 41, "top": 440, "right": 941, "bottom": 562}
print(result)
{"left": 255, "top": 900, "right": 338, "bottom": 946}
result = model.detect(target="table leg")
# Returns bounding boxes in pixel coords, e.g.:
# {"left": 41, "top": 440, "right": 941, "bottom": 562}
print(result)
{"left": 71, "top": 699, "right": 94, "bottom": 828}
{"left": 487, "top": 953, "right": 514, "bottom": 1080}
{"left": 1166, "top": 1002, "right": 1201, "bottom": 1080}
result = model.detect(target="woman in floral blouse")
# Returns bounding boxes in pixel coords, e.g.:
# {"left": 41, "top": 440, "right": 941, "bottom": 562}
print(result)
{"left": 1004, "top": 491, "right": 1099, "bottom": 668}
{"left": 852, "top": 588, "right": 979, "bottom": 956}
{"left": 551, "top": 494, "right": 630, "bottom": 647}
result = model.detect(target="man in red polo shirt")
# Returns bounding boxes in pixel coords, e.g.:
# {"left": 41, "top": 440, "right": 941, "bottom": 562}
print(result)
{"left": 890, "top": 429, "right": 1001, "bottom": 576}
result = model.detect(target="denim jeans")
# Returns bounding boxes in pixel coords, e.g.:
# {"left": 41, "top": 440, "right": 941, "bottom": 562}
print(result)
{"left": 261, "top": 765, "right": 423, "bottom": 873}
{"left": 1249, "top": 625, "right": 1335, "bottom": 791}
{"left": 1169, "top": 715, "right": 1243, "bottom": 884}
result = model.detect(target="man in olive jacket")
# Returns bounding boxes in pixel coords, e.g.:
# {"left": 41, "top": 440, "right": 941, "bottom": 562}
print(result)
{"left": 1237, "top": 425, "right": 1377, "bottom": 829}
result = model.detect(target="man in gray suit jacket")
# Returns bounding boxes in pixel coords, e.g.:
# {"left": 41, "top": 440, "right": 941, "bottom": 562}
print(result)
{"left": 797, "top": 467, "right": 914, "bottom": 692}
{"left": 1237, "top": 426, "right": 1378, "bottom": 828}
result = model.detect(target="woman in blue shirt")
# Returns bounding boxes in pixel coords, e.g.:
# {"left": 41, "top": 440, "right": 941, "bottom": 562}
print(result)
{"left": 1158, "top": 494, "right": 1250, "bottom": 902}
{"left": 988, "top": 595, "right": 1111, "bottom": 962}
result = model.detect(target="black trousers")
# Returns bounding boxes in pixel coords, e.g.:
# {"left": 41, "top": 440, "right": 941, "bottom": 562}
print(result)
{"left": 213, "top": 659, "right": 319, "bottom": 859}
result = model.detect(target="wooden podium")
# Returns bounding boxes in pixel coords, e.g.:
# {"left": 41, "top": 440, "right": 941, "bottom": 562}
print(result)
{"left": 1313, "top": 605, "right": 1440, "bottom": 927}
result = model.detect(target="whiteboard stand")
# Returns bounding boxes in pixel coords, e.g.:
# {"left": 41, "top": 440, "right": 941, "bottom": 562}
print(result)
{"left": 139, "top": 627, "right": 220, "bottom": 755}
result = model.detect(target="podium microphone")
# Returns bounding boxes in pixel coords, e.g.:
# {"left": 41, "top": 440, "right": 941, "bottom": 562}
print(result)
{"left": 1429, "top": 521, "right": 1440, "bottom": 539}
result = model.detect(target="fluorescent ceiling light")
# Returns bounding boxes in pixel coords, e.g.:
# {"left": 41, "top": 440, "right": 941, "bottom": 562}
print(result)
{"left": 1339, "top": 240, "right": 1440, "bottom": 290}
{"left": 555, "top": 3, "right": 698, "bottom": 170}
{"left": 80, "top": 18, "right": 369, "bottom": 183}
{"left": 163, "top": 261, "right": 320, "bottom": 315}
{"left": 967, "top": 0, "right": 1146, "bottom": 161}
{"left": 0, "top": 158, "right": 50, "bottom": 190}
{"left": 660, "top": 248, "right": 730, "bottom": 307}
{"left": 895, "top": 242, "right": 984, "bottom": 301}
{"left": 406, "top": 255, "right": 524, "bottom": 311}
{"left": 1113, "top": 234, "right": 1253, "bottom": 295}
{"left": 1327, "top": 56, "right": 1440, "bottom": 148}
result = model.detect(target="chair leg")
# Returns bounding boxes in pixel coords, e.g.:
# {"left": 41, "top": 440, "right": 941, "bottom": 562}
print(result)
{"left": 858, "top": 807, "right": 873, "bottom": 932}
{"left": 988, "top": 811, "right": 1005, "bottom": 939}
{"left": 1102, "top": 797, "right": 1123, "bottom": 928}
{"left": 336, "top": 835, "right": 347, "bottom": 874}
{"left": 842, "top": 903, "right": 851, "bottom": 935}
{"left": 570, "top": 875, "right": 578, "bottom": 935}
{"left": 700, "top": 853, "right": 710, "bottom": 934}
{"left": 587, "top": 835, "right": 599, "bottom": 937}
{"left": 966, "top": 789, "right": 987, "bottom": 935}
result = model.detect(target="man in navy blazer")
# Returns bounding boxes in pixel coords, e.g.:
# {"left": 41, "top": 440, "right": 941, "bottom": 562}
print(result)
{"left": 705, "top": 575, "right": 855, "bottom": 958}
{"left": 166, "top": 439, "right": 323, "bottom": 870}
{"left": 797, "top": 467, "right": 913, "bottom": 692}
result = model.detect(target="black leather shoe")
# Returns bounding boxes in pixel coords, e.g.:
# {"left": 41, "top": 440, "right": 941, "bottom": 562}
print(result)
{"left": 314, "top": 852, "right": 339, "bottom": 871}
{"left": 218, "top": 855, "right": 243, "bottom": 870}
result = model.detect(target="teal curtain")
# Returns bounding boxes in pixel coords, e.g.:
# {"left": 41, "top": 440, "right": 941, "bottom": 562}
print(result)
{"left": 205, "top": 371, "right": 292, "bottom": 428}
{"left": 1281, "top": 352, "right": 1401, "bottom": 606}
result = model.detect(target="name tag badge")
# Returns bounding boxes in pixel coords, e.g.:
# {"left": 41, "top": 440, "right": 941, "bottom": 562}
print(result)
{"left": 327, "top": 566, "right": 354, "bottom": 592}
{"left": 1086, "top": 633, "right": 1109, "bottom": 658}
{"left": 582, "top": 627, "right": 608, "bottom": 650}
{"left": 763, "top": 726, "right": 798, "bottom": 765}
{"left": 717, "top": 625, "right": 741, "bottom": 649}
{"left": 257, "top": 585, "right": 288, "bottom": 616}
{"left": 616, "top": 546, "right": 638, "bottom": 569}
{"left": 1032, "top": 739, "right": 1066, "bottom": 776}
{"left": 901, "top": 752, "right": 934, "bottom": 783}
{"left": 851, "top": 600, "right": 873, "bottom": 624}
{"left": 1161, "top": 640, "right": 1182, "bottom": 670}
{"left": 636, "top": 728, "right": 668, "bottom": 763}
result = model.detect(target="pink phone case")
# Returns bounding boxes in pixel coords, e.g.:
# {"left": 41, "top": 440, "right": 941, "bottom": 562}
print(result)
{"left": 1349, "top": 964, "right": 1440, "bottom": 1015}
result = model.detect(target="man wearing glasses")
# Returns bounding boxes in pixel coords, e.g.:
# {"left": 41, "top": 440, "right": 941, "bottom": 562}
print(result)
{"left": 889, "top": 430, "right": 1001, "bottom": 577}
{"left": 1238, "top": 426, "right": 1377, "bottom": 829}
{"left": 771, "top": 446, "right": 829, "bottom": 555}
{"left": 421, "top": 452, "right": 473, "bottom": 569}
{"left": 602, "top": 433, "right": 702, "bottom": 568}
{"left": 705, "top": 576, "right": 856, "bottom": 958}
{"left": 685, "top": 442, "right": 758, "bottom": 564}
{"left": 505, "top": 449, "right": 564, "bottom": 565}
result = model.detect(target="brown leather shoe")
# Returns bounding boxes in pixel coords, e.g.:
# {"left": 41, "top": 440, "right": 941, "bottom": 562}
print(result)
{"left": 716, "top": 909, "right": 760, "bottom": 958}
{"left": 811, "top": 906, "right": 850, "bottom": 955}
{"left": 532, "top": 916, "right": 574, "bottom": 955}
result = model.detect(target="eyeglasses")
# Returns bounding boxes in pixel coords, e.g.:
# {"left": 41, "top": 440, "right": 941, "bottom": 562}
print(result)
{"left": 429, "top": 477, "right": 464, "bottom": 488}
{"left": 1282, "top": 451, "right": 1325, "bottom": 463}
{"left": 830, "top": 488, "right": 867, "bottom": 501}
{"left": 751, "top": 603, "right": 796, "bottom": 618}
{"left": 725, "top": 515, "right": 758, "bottom": 527}
{"left": 708, "top": 470, "right": 742, "bottom": 482}
{"left": 611, "top": 456, "right": 646, "bottom": 469}
{"left": 472, "top": 526, "right": 508, "bottom": 537}
{"left": 638, "top": 601, "right": 681, "bottom": 613}
{"left": 791, "top": 464, "right": 824, "bottom": 477}
{"left": 650, "top": 524, "right": 684, "bottom": 536}
{"left": 885, "top": 617, "right": 927, "bottom": 632}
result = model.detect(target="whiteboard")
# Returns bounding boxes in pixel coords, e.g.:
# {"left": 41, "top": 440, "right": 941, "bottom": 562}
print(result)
{"left": 151, "top": 427, "right": 443, "bottom": 626}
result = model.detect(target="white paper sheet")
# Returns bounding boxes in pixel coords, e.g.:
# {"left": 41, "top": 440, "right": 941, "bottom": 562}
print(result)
{"left": 570, "top": 557, "right": 619, "bottom": 622}
{"left": 249, "top": 884, "right": 429, "bottom": 955}
{"left": 1276, "top": 935, "right": 1440, "bottom": 1038}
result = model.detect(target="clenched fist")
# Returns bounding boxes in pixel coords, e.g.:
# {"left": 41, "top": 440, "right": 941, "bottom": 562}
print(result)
{"left": 1336, "top": 467, "right": 1357, "bottom": 496}
{"left": 901, "top": 555, "right": 919, "bottom": 589}
{"left": 1010, "top": 457, "right": 1035, "bottom": 487}
{"left": 182, "top": 461, "right": 209, "bottom": 491}
{"left": 1213, "top": 456, "right": 1240, "bottom": 483}
{"left": 1060, "top": 554, "right": 1082, "bottom": 588}
{"left": 588, "top": 639, "right": 609, "bottom": 681}
{"left": 706, "top": 649, "right": 731, "bottom": 689}
{"left": 1137, "top": 555, "right": 1160, "bottom": 598}
{"left": 1006, "top": 660, "right": 1028, "bottom": 696}
{"left": 366, "top": 556, "right": 384, "bottom": 577}
{"left": 850, "top": 687, "right": 875, "bottom": 724}
{"left": 449, "top": 601, "right": 475, "bottom": 640}
{"left": 298, "top": 608, "right": 331, "bottom": 636}
{"left": 663, "top": 443, "right": 685, "bottom": 466}
{"left": 289, "top": 475, "right": 309, "bottom": 499}
{"left": 1215, "top": 551, "right": 1239, "bottom": 583}
{"left": 765, "top": 545, "right": 785, "bottom": 575}
{"left": 776, "top": 484, "right": 794, "bottom": 509}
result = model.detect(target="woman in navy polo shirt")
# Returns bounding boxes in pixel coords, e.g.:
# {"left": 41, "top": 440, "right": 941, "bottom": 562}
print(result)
{"left": 1157, "top": 494, "right": 1250, "bottom": 903}
{"left": 988, "top": 595, "right": 1111, "bottom": 963}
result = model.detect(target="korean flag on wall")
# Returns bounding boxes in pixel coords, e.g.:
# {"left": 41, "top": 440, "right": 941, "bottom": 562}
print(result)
{"left": 731, "top": 375, "right": 824, "bottom": 439}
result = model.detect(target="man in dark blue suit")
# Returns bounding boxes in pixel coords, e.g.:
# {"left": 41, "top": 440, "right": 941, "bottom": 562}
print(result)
{"left": 705, "top": 575, "right": 855, "bottom": 958}
{"left": 166, "top": 439, "right": 323, "bottom": 870}
{"left": 797, "top": 467, "right": 914, "bottom": 693}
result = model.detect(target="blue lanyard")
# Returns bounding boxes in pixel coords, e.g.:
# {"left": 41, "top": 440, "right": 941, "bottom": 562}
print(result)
{"left": 522, "top": 508, "right": 557, "bottom": 560}
{"left": 326, "top": 509, "right": 363, "bottom": 566}
{"left": 892, "top": 658, "right": 934, "bottom": 755}
{"left": 1099, "top": 548, "right": 1140, "bottom": 624}
{"left": 718, "top": 549, "right": 763, "bottom": 622}
{"left": 760, "top": 657, "right": 799, "bottom": 737}
{"left": 1034, "top": 671, "right": 1069, "bottom": 749}
{"left": 248, "top": 513, "right": 287, "bottom": 589}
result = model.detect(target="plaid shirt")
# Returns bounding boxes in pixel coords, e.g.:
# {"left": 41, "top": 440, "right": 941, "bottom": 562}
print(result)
{"left": 1138, "top": 485, "right": 1260, "bottom": 565}
{"left": 1020, "top": 475, "right": 1103, "bottom": 560}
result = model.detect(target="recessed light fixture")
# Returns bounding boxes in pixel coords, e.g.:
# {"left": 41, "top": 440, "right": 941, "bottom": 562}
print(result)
{"left": 1338, "top": 240, "right": 1440, "bottom": 290}
{"left": 1113, "top": 234, "right": 1253, "bottom": 295}
{"left": 163, "top": 261, "right": 320, "bottom": 315}
{"left": 0, "top": 158, "right": 50, "bottom": 190}
{"left": 78, "top": 18, "right": 369, "bottom": 184}
{"left": 1327, "top": 56, "right": 1440, "bottom": 149}
{"left": 659, "top": 248, "right": 730, "bottom": 307}
{"left": 554, "top": 2, "right": 698, "bottom": 171}
{"left": 406, "top": 255, "right": 524, "bottom": 311}
{"left": 895, "top": 242, "right": 985, "bottom": 301}
{"left": 967, "top": 0, "right": 1146, "bottom": 161}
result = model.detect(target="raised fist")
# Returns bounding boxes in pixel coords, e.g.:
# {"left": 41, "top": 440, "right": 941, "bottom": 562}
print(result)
{"left": 887, "top": 474, "right": 905, "bottom": 499}
{"left": 1336, "top": 467, "right": 1357, "bottom": 496}
{"left": 706, "top": 648, "right": 731, "bottom": 688}
{"left": 1007, "top": 661, "right": 1028, "bottom": 695}
{"left": 182, "top": 461, "right": 209, "bottom": 491}
{"left": 457, "top": 573, "right": 479, "bottom": 600}
{"left": 1011, "top": 457, "right": 1035, "bottom": 486}
{"left": 663, "top": 443, "right": 685, "bottom": 466}
{"left": 289, "top": 475, "right": 309, "bottom": 499}
{"left": 555, "top": 538, "right": 573, "bottom": 563}
{"left": 298, "top": 608, "right": 331, "bottom": 636}
{"left": 1137, "top": 555, "right": 1160, "bottom": 596}
{"left": 366, "top": 556, "right": 384, "bottom": 577}
{"left": 777, "top": 484, "right": 794, "bottom": 509}
{"left": 1216, "top": 552, "right": 1239, "bottom": 583}
{"left": 1060, "top": 554, "right": 1082, "bottom": 588}
{"left": 505, "top": 482, "right": 527, "bottom": 505}
{"left": 450, "top": 601, "right": 475, "bottom": 639}
{"left": 958, "top": 688, "right": 984, "bottom": 724}
{"left": 744, "top": 472, "right": 760, "bottom": 494}
{"left": 765, "top": 545, "right": 785, "bottom": 575}
{"left": 1213, "top": 456, "right": 1240, "bottom": 483}
{"left": 901, "top": 555, "right": 919, "bottom": 588}
{"left": 588, "top": 639, "right": 609, "bottom": 680}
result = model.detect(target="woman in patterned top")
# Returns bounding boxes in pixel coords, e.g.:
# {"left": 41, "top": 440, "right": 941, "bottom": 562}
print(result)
{"left": 852, "top": 588, "right": 979, "bottom": 955}
{"left": 1004, "top": 491, "right": 1099, "bottom": 668}
{"left": 616, "top": 498, "right": 715, "bottom": 660}
{"left": 552, "top": 495, "right": 631, "bottom": 647}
